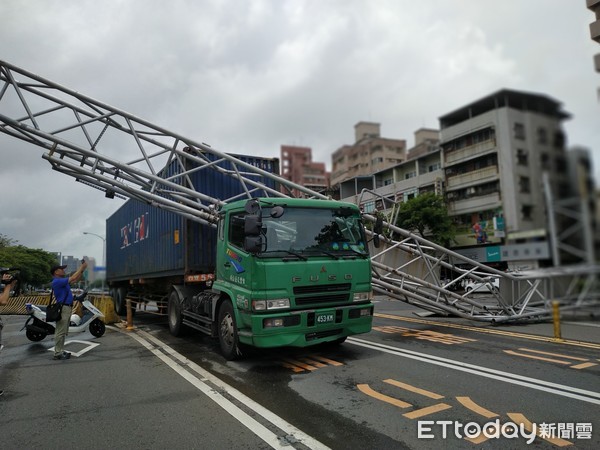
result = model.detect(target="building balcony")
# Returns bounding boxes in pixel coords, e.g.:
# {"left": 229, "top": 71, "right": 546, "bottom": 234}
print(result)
{"left": 373, "top": 170, "right": 442, "bottom": 198}
{"left": 446, "top": 165, "right": 499, "bottom": 190}
{"left": 448, "top": 192, "right": 502, "bottom": 215}
{"left": 444, "top": 139, "right": 497, "bottom": 166}
{"left": 591, "top": 18, "right": 600, "bottom": 43}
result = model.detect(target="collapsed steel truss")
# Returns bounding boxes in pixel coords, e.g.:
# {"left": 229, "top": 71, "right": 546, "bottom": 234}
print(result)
{"left": 1, "top": 60, "right": 598, "bottom": 322}
{"left": 0, "top": 60, "right": 325, "bottom": 228}
{"left": 363, "top": 214, "right": 599, "bottom": 322}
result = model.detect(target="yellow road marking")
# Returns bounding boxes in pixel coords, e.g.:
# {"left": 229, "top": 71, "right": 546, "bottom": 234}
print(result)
{"left": 281, "top": 362, "right": 305, "bottom": 373}
{"left": 403, "top": 403, "right": 452, "bottom": 419}
{"left": 357, "top": 384, "right": 411, "bottom": 408}
{"left": 281, "top": 359, "right": 319, "bottom": 371}
{"left": 507, "top": 413, "right": 573, "bottom": 447}
{"left": 503, "top": 350, "right": 572, "bottom": 365}
{"left": 280, "top": 354, "right": 344, "bottom": 372}
{"left": 299, "top": 358, "right": 327, "bottom": 368}
{"left": 373, "top": 325, "right": 476, "bottom": 345}
{"left": 375, "top": 312, "right": 600, "bottom": 350}
{"left": 456, "top": 396, "right": 498, "bottom": 419}
{"left": 570, "top": 362, "right": 597, "bottom": 370}
{"left": 383, "top": 379, "right": 444, "bottom": 400}
{"left": 310, "top": 355, "right": 344, "bottom": 366}
{"left": 515, "top": 348, "right": 588, "bottom": 361}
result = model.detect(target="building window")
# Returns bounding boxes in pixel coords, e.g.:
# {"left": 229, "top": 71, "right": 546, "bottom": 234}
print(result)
{"left": 541, "top": 152, "right": 551, "bottom": 170}
{"left": 428, "top": 163, "right": 441, "bottom": 172}
{"left": 521, "top": 205, "right": 533, "bottom": 221}
{"left": 516, "top": 149, "right": 529, "bottom": 166}
{"left": 537, "top": 127, "right": 548, "bottom": 145}
{"left": 519, "top": 176, "right": 531, "bottom": 193}
{"left": 514, "top": 123, "right": 526, "bottom": 140}
{"left": 553, "top": 131, "right": 565, "bottom": 149}
{"left": 362, "top": 201, "right": 376, "bottom": 213}
{"left": 384, "top": 178, "right": 393, "bottom": 186}
{"left": 405, "top": 171, "right": 416, "bottom": 180}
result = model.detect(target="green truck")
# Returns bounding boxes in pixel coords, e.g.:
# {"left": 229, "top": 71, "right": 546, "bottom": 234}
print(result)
{"left": 108, "top": 194, "right": 374, "bottom": 360}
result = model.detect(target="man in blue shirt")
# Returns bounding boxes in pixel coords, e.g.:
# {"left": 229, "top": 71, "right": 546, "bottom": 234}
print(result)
{"left": 50, "top": 260, "right": 87, "bottom": 360}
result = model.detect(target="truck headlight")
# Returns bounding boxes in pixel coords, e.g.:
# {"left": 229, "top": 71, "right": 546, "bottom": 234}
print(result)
{"left": 353, "top": 291, "right": 372, "bottom": 302}
{"left": 253, "top": 298, "right": 290, "bottom": 311}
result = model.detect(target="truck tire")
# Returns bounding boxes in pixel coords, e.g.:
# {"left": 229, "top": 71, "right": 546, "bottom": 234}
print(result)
{"left": 218, "top": 300, "right": 241, "bottom": 360}
{"left": 112, "top": 287, "right": 127, "bottom": 315}
{"left": 168, "top": 290, "right": 185, "bottom": 336}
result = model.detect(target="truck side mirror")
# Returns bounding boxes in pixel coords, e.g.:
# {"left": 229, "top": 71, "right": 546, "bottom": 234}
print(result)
{"left": 244, "top": 235, "right": 263, "bottom": 254}
{"left": 244, "top": 214, "right": 262, "bottom": 236}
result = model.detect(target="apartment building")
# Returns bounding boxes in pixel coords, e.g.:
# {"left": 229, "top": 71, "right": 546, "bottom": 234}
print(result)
{"left": 340, "top": 129, "right": 442, "bottom": 211}
{"left": 339, "top": 89, "right": 596, "bottom": 269}
{"left": 280, "top": 145, "right": 329, "bottom": 196}
{"left": 331, "top": 122, "right": 406, "bottom": 186}
{"left": 440, "top": 89, "right": 576, "bottom": 268}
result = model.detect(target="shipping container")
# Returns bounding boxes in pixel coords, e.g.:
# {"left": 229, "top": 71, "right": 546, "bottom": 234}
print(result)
{"left": 106, "top": 153, "right": 280, "bottom": 283}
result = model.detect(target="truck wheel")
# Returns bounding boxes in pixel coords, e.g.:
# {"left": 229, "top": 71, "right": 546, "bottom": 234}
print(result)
{"left": 89, "top": 318, "right": 106, "bottom": 337}
{"left": 218, "top": 300, "right": 241, "bottom": 360}
{"left": 112, "top": 287, "right": 127, "bottom": 315}
{"left": 168, "top": 290, "right": 184, "bottom": 336}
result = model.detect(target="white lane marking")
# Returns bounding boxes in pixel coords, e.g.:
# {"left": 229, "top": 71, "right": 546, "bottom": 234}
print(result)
{"left": 49, "top": 340, "right": 100, "bottom": 357}
{"left": 348, "top": 337, "right": 600, "bottom": 406}
{"left": 128, "top": 329, "right": 330, "bottom": 450}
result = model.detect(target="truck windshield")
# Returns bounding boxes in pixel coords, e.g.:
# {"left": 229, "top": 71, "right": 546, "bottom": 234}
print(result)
{"left": 262, "top": 207, "right": 368, "bottom": 257}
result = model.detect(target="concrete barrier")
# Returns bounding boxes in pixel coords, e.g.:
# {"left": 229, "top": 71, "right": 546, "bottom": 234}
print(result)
{"left": 0, "top": 293, "right": 121, "bottom": 324}
{"left": 87, "top": 294, "right": 121, "bottom": 324}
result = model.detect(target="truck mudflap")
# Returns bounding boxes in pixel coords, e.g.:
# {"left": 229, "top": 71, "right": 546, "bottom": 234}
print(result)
{"left": 237, "top": 303, "right": 374, "bottom": 348}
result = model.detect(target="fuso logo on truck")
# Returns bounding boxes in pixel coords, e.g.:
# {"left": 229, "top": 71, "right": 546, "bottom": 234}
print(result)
{"left": 121, "top": 212, "right": 150, "bottom": 249}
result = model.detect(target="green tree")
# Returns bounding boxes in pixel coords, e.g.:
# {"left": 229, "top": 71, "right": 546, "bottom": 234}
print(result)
{"left": 0, "top": 244, "right": 58, "bottom": 289}
{"left": 395, "top": 193, "right": 455, "bottom": 247}
{"left": 0, "top": 233, "right": 16, "bottom": 248}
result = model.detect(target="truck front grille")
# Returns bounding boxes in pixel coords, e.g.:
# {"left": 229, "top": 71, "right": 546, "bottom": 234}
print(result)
{"left": 295, "top": 293, "right": 349, "bottom": 306}
{"left": 293, "top": 283, "right": 351, "bottom": 295}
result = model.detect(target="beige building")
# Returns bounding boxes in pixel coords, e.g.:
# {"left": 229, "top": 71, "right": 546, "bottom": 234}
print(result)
{"left": 331, "top": 122, "right": 406, "bottom": 186}
{"left": 340, "top": 128, "right": 442, "bottom": 210}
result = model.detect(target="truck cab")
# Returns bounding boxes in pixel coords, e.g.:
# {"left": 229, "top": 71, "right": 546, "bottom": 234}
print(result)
{"left": 211, "top": 197, "right": 374, "bottom": 358}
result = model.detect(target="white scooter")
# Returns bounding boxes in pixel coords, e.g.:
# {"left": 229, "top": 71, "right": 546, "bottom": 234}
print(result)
{"left": 23, "top": 291, "right": 106, "bottom": 341}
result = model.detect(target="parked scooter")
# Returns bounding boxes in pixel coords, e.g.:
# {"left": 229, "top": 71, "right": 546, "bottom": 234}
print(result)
{"left": 23, "top": 291, "right": 106, "bottom": 341}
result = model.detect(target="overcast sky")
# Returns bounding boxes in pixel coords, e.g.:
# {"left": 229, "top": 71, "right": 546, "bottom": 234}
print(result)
{"left": 0, "top": 0, "right": 598, "bottom": 267}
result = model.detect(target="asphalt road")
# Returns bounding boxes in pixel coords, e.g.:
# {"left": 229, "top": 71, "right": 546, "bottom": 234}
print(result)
{"left": 1, "top": 297, "right": 599, "bottom": 449}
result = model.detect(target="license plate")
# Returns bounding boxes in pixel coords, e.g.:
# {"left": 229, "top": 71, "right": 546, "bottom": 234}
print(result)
{"left": 316, "top": 313, "right": 334, "bottom": 324}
